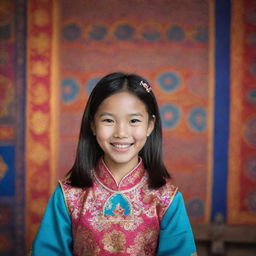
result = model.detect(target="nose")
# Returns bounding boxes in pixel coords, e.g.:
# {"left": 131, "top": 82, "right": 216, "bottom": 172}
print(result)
{"left": 114, "top": 122, "right": 128, "bottom": 138}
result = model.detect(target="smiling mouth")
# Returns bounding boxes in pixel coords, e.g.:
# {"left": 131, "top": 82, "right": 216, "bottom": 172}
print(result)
{"left": 110, "top": 143, "right": 133, "bottom": 149}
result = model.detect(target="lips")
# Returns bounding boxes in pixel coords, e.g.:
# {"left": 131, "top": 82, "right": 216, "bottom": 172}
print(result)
{"left": 110, "top": 143, "right": 134, "bottom": 151}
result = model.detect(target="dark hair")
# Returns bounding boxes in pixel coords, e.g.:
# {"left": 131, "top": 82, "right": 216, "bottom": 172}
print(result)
{"left": 68, "top": 72, "right": 170, "bottom": 189}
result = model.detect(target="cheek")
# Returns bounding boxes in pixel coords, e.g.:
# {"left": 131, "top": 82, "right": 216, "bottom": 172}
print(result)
{"left": 133, "top": 127, "right": 149, "bottom": 139}
{"left": 95, "top": 126, "right": 113, "bottom": 141}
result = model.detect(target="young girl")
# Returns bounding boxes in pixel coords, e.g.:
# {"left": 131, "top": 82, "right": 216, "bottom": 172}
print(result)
{"left": 32, "top": 72, "right": 197, "bottom": 256}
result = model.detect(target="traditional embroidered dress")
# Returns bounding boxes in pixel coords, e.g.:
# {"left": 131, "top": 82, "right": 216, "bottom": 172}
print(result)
{"left": 32, "top": 158, "right": 197, "bottom": 256}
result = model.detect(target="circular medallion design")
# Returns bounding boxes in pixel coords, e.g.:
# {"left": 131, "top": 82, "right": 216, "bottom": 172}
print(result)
{"left": 114, "top": 24, "right": 134, "bottom": 40}
{"left": 160, "top": 104, "right": 181, "bottom": 129}
{"left": 141, "top": 23, "right": 160, "bottom": 41}
{"left": 157, "top": 72, "right": 181, "bottom": 92}
{"left": 247, "top": 89, "right": 256, "bottom": 106}
{"left": 245, "top": 156, "right": 256, "bottom": 180}
{"left": 89, "top": 24, "right": 107, "bottom": 40}
{"left": 86, "top": 77, "right": 101, "bottom": 95}
{"left": 167, "top": 25, "right": 185, "bottom": 41}
{"left": 193, "top": 26, "right": 208, "bottom": 43}
{"left": 245, "top": 191, "right": 256, "bottom": 213}
{"left": 188, "top": 107, "right": 207, "bottom": 132}
{"left": 62, "top": 24, "right": 82, "bottom": 41}
{"left": 244, "top": 118, "right": 256, "bottom": 147}
{"left": 246, "top": 7, "right": 256, "bottom": 25}
{"left": 186, "top": 198, "right": 204, "bottom": 218}
{"left": 61, "top": 78, "right": 79, "bottom": 103}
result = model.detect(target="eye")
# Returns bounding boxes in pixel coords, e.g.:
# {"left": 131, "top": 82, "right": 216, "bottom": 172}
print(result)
{"left": 130, "top": 119, "right": 141, "bottom": 124}
{"left": 102, "top": 118, "right": 114, "bottom": 123}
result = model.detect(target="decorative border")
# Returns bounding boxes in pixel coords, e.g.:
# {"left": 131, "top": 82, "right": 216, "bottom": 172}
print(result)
{"left": 228, "top": 0, "right": 256, "bottom": 224}
{"left": 211, "top": 0, "right": 231, "bottom": 221}
{"left": 206, "top": 0, "right": 215, "bottom": 223}
{"left": 15, "top": 0, "right": 27, "bottom": 254}
{"left": 26, "top": 0, "right": 58, "bottom": 248}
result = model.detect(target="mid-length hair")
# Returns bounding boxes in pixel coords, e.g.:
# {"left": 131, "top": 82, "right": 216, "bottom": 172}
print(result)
{"left": 68, "top": 72, "right": 170, "bottom": 189}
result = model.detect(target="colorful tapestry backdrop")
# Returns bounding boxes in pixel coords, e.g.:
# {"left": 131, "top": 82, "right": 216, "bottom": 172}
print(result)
{"left": 228, "top": 0, "right": 256, "bottom": 224}
{"left": 58, "top": 0, "right": 213, "bottom": 216}
{"left": 0, "top": 0, "right": 26, "bottom": 255}
{"left": 0, "top": 0, "right": 256, "bottom": 255}
{"left": 25, "top": 0, "right": 214, "bottom": 247}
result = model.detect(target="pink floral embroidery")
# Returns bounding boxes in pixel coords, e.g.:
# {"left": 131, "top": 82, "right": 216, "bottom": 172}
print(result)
{"left": 60, "top": 159, "right": 177, "bottom": 255}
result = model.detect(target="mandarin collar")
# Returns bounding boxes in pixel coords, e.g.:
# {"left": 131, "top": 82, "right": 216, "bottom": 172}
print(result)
{"left": 95, "top": 157, "right": 145, "bottom": 191}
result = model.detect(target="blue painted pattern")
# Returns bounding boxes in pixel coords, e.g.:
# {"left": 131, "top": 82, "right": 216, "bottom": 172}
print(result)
{"left": 104, "top": 193, "right": 131, "bottom": 216}
{"left": 167, "top": 25, "right": 185, "bottom": 41}
{"left": 114, "top": 24, "right": 134, "bottom": 40}
{"left": 61, "top": 78, "right": 80, "bottom": 103}
{"left": 62, "top": 24, "right": 82, "bottom": 41}
{"left": 89, "top": 24, "right": 107, "bottom": 40}
{"left": 158, "top": 72, "right": 181, "bottom": 92}
{"left": 160, "top": 104, "right": 181, "bottom": 129}
{"left": 188, "top": 107, "right": 207, "bottom": 131}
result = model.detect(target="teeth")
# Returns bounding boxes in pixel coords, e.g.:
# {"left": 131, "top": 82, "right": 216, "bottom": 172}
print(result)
{"left": 112, "top": 144, "right": 131, "bottom": 149}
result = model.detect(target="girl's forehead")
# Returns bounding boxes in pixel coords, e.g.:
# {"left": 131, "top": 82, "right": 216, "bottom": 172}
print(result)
{"left": 97, "top": 92, "right": 147, "bottom": 112}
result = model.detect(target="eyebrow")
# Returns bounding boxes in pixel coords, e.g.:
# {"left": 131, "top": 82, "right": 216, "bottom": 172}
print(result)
{"left": 98, "top": 112, "right": 144, "bottom": 117}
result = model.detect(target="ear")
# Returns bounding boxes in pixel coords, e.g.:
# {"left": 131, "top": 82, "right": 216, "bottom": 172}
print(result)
{"left": 90, "top": 121, "right": 96, "bottom": 136}
{"left": 147, "top": 115, "right": 155, "bottom": 137}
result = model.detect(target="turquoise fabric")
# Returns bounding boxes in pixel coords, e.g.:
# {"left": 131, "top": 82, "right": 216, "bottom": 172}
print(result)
{"left": 157, "top": 192, "right": 197, "bottom": 256}
{"left": 32, "top": 185, "right": 72, "bottom": 256}
{"left": 32, "top": 186, "right": 196, "bottom": 256}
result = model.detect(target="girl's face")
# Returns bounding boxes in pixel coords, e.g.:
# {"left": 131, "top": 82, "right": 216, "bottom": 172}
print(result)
{"left": 91, "top": 91, "right": 154, "bottom": 171}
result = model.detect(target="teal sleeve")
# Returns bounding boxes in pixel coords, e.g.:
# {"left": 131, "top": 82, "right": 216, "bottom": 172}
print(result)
{"left": 32, "top": 184, "right": 73, "bottom": 256}
{"left": 157, "top": 192, "right": 197, "bottom": 256}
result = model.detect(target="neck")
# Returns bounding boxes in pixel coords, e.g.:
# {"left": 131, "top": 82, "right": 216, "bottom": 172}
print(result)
{"left": 103, "top": 157, "right": 139, "bottom": 185}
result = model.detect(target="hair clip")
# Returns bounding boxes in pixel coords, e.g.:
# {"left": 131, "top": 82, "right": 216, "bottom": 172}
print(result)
{"left": 140, "top": 81, "right": 152, "bottom": 93}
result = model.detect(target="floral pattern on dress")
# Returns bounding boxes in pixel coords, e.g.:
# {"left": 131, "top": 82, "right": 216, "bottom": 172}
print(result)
{"left": 102, "top": 230, "right": 126, "bottom": 253}
{"left": 127, "top": 226, "right": 159, "bottom": 256}
{"left": 60, "top": 158, "right": 178, "bottom": 255}
{"left": 96, "top": 157, "right": 145, "bottom": 190}
{"left": 73, "top": 225, "right": 99, "bottom": 256}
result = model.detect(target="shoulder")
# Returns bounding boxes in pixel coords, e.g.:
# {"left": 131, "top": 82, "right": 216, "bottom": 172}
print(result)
{"left": 153, "top": 179, "right": 178, "bottom": 219}
{"left": 59, "top": 178, "right": 84, "bottom": 194}
{"left": 59, "top": 179, "right": 90, "bottom": 214}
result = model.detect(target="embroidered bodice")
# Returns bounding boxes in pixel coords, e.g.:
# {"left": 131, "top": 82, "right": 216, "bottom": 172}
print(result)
{"left": 60, "top": 159, "right": 177, "bottom": 256}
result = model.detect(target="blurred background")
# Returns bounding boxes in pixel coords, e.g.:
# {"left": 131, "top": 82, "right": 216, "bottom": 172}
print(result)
{"left": 0, "top": 0, "right": 256, "bottom": 255}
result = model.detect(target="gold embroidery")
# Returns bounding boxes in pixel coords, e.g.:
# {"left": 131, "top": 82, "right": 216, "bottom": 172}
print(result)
{"left": 102, "top": 230, "right": 126, "bottom": 253}
{"left": 127, "top": 227, "right": 158, "bottom": 255}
